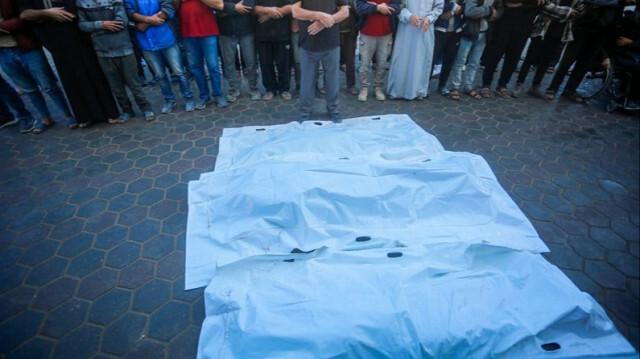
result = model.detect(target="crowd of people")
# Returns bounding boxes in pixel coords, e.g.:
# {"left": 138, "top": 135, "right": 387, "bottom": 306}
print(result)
{"left": 0, "top": 0, "right": 638, "bottom": 132}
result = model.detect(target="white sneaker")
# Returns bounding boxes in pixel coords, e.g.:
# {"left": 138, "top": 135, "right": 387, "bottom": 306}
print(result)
{"left": 374, "top": 87, "right": 386, "bottom": 101}
{"left": 358, "top": 88, "right": 368, "bottom": 102}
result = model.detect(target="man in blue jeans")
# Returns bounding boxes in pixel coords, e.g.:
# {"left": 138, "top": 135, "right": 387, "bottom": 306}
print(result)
{"left": 125, "top": 0, "right": 194, "bottom": 113}
{"left": 292, "top": 0, "right": 348, "bottom": 123}
{"left": 0, "top": 74, "right": 36, "bottom": 133}
{"left": 0, "top": 0, "right": 74, "bottom": 133}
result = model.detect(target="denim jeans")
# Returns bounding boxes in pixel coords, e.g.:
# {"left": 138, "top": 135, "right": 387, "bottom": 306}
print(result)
{"left": 299, "top": 47, "right": 340, "bottom": 119}
{"left": 143, "top": 44, "right": 193, "bottom": 102}
{"left": 0, "top": 47, "right": 72, "bottom": 120}
{"left": 448, "top": 33, "right": 486, "bottom": 92}
{"left": 184, "top": 36, "right": 223, "bottom": 99}
{"left": 218, "top": 33, "right": 258, "bottom": 92}
{"left": 97, "top": 54, "right": 152, "bottom": 114}
{"left": 0, "top": 75, "right": 34, "bottom": 125}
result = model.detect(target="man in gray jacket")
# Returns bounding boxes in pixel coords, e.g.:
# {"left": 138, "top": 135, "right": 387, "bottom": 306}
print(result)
{"left": 77, "top": 0, "right": 156, "bottom": 122}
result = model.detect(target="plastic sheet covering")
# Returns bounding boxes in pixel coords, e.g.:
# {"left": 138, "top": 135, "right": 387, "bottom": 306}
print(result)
{"left": 188, "top": 115, "right": 637, "bottom": 358}
{"left": 198, "top": 244, "right": 637, "bottom": 359}
{"left": 186, "top": 115, "right": 547, "bottom": 289}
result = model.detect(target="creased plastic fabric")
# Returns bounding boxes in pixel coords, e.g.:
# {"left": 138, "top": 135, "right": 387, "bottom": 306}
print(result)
{"left": 198, "top": 244, "right": 637, "bottom": 359}
{"left": 187, "top": 115, "right": 638, "bottom": 358}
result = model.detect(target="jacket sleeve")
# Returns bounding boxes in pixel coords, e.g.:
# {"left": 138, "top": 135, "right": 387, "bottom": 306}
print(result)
{"left": 399, "top": 0, "right": 412, "bottom": 22}
{"left": 123, "top": 0, "right": 137, "bottom": 20}
{"left": 463, "top": 0, "right": 490, "bottom": 19}
{"left": 159, "top": 0, "right": 175, "bottom": 18}
{"left": 442, "top": 0, "right": 454, "bottom": 13}
{"left": 221, "top": 0, "right": 236, "bottom": 14}
{"left": 114, "top": 0, "right": 129, "bottom": 26}
{"left": 541, "top": 0, "right": 572, "bottom": 20}
{"left": 355, "top": 0, "right": 378, "bottom": 15}
{"left": 425, "top": 0, "right": 443, "bottom": 23}
{"left": 389, "top": 0, "right": 401, "bottom": 12}
{"left": 76, "top": 0, "right": 104, "bottom": 32}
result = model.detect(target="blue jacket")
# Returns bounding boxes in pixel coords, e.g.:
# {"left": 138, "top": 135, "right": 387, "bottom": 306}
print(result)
{"left": 434, "top": 0, "right": 463, "bottom": 32}
{"left": 354, "top": 0, "right": 401, "bottom": 32}
{"left": 124, "top": 0, "right": 175, "bottom": 51}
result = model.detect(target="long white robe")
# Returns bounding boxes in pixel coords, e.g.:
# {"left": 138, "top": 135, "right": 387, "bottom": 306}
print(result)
{"left": 386, "top": 0, "right": 443, "bottom": 100}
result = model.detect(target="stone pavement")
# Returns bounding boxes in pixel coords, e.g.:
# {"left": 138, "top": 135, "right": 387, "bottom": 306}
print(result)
{"left": 0, "top": 73, "right": 638, "bottom": 358}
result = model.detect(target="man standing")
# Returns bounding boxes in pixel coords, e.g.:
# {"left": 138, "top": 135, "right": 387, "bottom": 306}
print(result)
{"left": 292, "top": 0, "right": 348, "bottom": 123}
{"left": 125, "top": 0, "right": 195, "bottom": 113}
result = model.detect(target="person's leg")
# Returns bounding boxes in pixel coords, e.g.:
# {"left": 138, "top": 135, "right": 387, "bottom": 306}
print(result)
{"left": 448, "top": 38, "right": 472, "bottom": 93}
{"left": 322, "top": 47, "right": 341, "bottom": 119}
{"left": 531, "top": 36, "right": 562, "bottom": 87}
{"left": 432, "top": 31, "right": 447, "bottom": 77}
{"left": 464, "top": 33, "right": 487, "bottom": 93}
{"left": 0, "top": 48, "right": 50, "bottom": 120}
{"left": 341, "top": 31, "right": 356, "bottom": 90}
{"left": 184, "top": 37, "right": 210, "bottom": 101}
{"left": 358, "top": 34, "right": 375, "bottom": 94}
{"left": 239, "top": 33, "right": 259, "bottom": 93}
{"left": 20, "top": 48, "right": 73, "bottom": 119}
{"left": 143, "top": 49, "right": 176, "bottom": 103}
{"left": 0, "top": 74, "right": 35, "bottom": 132}
{"left": 121, "top": 54, "right": 153, "bottom": 114}
{"left": 291, "top": 32, "right": 301, "bottom": 90}
{"left": 275, "top": 40, "right": 291, "bottom": 94}
{"left": 299, "top": 48, "right": 320, "bottom": 120}
{"left": 497, "top": 31, "right": 530, "bottom": 89}
{"left": 516, "top": 37, "right": 543, "bottom": 85}
{"left": 481, "top": 29, "right": 509, "bottom": 88}
{"left": 219, "top": 35, "right": 241, "bottom": 95}
{"left": 438, "top": 32, "right": 459, "bottom": 91}
{"left": 98, "top": 56, "right": 133, "bottom": 117}
{"left": 547, "top": 33, "right": 583, "bottom": 93}
{"left": 256, "top": 41, "right": 277, "bottom": 94}
{"left": 201, "top": 36, "right": 224, "bottom": 98}
{"left": 374, "top": 33, "right": 393, "bottom": 98}
{"left": 564, "top": 33, "right": 606, "bottom": 94}
{"left": 162, "top": 44, "right": 194, "bottom": 102}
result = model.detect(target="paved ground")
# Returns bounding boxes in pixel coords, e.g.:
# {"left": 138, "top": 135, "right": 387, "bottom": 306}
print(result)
{"left": 0, "top": 68, "right": 638, "bottom": 358}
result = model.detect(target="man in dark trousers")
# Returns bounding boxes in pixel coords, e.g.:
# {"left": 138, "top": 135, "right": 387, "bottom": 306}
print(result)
{"left": 292, "top": 0, "right": 348, "bottom": 123}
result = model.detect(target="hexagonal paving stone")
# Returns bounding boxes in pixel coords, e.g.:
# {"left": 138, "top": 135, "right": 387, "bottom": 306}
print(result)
{"left": 118, "top": 259, "right": 155, "bottom": 289}
{"left": 101, "top": 313, "right": 147, "bottom": 355}
{"left": 68, "top": 187, "right": 100, "bottom": 205}
{"left": 542, "top": 196, "right": 574, "bottom": 214}
{"left": 58, "top": 232, "right": 94, "bottom": 258}
{"left": 608, "top": 250, "right": 640, "bottom": 278}
{"left": 84, "top": 212, "right": 117, "bottom": 233}
{"left": 554, "top": 214, "right": 589, "bottom": 236}
{"left": 25, "top": 256, "right": 68, "bottom": 286}
{"left": 0, "top": 310, "right": 44, "bottom": 353}
{"left": 95, "top": 225, "right": 128, "bottom": 250}
{"left": 76, "top": 199, "right": 108, "bottom": 218}
{"left": 107, "top": 194, "right": 137, "bottom": 212}
{"left": 41, "top": 299, "right": 89, "bottom": 339}
{"left": 18, "top": 240, "right": 59, "bottom": 266}
{"left": 604, "top": 291, "right": 640, "bottom": 327}
{"left": 154, "top": 173, "right": 179, "bottom": 189}
{"left": 584, "top": 260, "right": 627, "bottom": 290}
{"left": 31, "top": 277, "right": 78, "bottom": 311}
{"left": 77, "top": 267, "right": 118, "bottom": 300}
{"left": 161, "top": 212, "right": 187, "bottom": 235}
{"left": 51, "top": 325, "right": 102, "bottom": 359}
{"left": 167, "top": 325, "right": 199, "bottom": 359}
{"left": 123, "top": 340, "right": 166, "bottom": 359}
{"left": 98, "top": 182, "right": 126, "bottom": 200}
{"left": 149, "top": 200, "right": 178, "bottom": 220}
{"left": 67, "top": 249, "right": 105, "bottom": 278}
{"left": 7, "top": 337, "right": 54, "bottom": 359}
{"left": 521, "top": 202, "right": 554, "bottom": 221}
{"left": 0, "top": 265, "right": 29, "bottom": 294}
{"left": 166, "top": 183, "right": 188, "bottom": 201}
{"left": 106, "top": 242, "right": 141, "bottom": 269}
{"left": 132, "top": 278, "right": 172, "bottom": 313}
{"left": 157, "top": 251, "right": 185, "bottom": 280}
{"left": 44, "top": 204, "right": 76, "bottom": 225}
{"left": 0, "top": 247, "right": 21, "bottom": 269}
{"left": 137, "top": 188, "right": 165, "bottom": 206}
{"left": 142, "top": 234, "right": 175, "bottom": 260}
{"left": 129, "top": 218, "right": 162, "bottom": 243}
{"left": 89, "top": 289, "right": 132, "bottom": 325}
{"left": 9, "top": 210, "right": 44, "bottom": 232}
{"left": 541, "top": 243, "right": 583, "bottom": 271}
{"left": 50, "top": 218, "right": 85, "bottom": 241}
{"left": 0, "top": 286, "right": 36, "bottom": 323}
{"left": 567, "top": 235, "right": 606, "bottom": 260}
{"left": 148, "top": 301, "right": 190, "bottom": 341}
{"left": 117, "top": 206, "right": 148, "bottom": 226}
{"left": 191, "top": 295, "right": 205, "bottom": 326}
{"left": 12, "top": 224, "right": 51, "bottom": 248}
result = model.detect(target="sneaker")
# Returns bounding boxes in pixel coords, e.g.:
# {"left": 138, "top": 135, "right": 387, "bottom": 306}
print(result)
{"left": 250, "top": 90, "right": 261, "bottom": 101}
{"left": 195, "top": 98, "right": 210, "bottom": 110}
{"left": 263, "top": 92, "right": 274, "bottom": 101}
{"left": 330, "top": 113, "right": 342, "bottom": 123}
{"left": 185, "top": 99, "right": 196, "bottom": 112}
{"left": 215, "top": 96, "right": 228, "bottom": 108}
{"left": 280, "top": 91, "right": 292, "bottom": 100}
{"left": 358, "top": 88, "right": 368, "bottom": 102}
{"left": 19, "top": 119, "right": 36, "bottom": 133}
{"left": 0, "top": 117, "right": 17, "bottom": 130}
{"left": 144, "top": 111, "right": 157, "bottom": 122}
{"left": 374, "top": 87, "right": 386, "bottom": 101}
{"left": 161, "top": 101, "right": 176, "bottom": 114}
{"left": 226, "top": 88, "right": 240, "bottom": 102}
{"left": 625, "top": 100, "right": 640, "bottom": 111}
{"left": 440, "top": 88, "right": 451, "bottom": 97}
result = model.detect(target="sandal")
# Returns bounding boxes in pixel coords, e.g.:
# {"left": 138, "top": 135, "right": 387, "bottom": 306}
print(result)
{"left": 479, "top": 87, "right": 492, "bottom": 98}
{"left": 562, "top": 91, "right": 585, "bottom": 103}
{"left": 495, "top": 87, "right": 513, "bottom": 99}
{"left": 32, "top": 119, "right": 55, "bottom": 134}
{"left": 144, "top": 111, "right": 156, "bottom": 122}
{"left": 78, "top": 121, "right": 91, "bottom": 128}
{"left": 116, "top": 113, "right": 131, "bottom": 124}
{"left": 450, "top": 89, "right": 460, "bottom": 101}
{"left": 67, "top": 117, "right": 78, "bottom": 129}
{"left": 545, "top": 89, "right": 556, "bottom": 101}
{"left": 465, "top": 89, "right": 482, "bottom": 99}
{"left": 347, "top": 87, "right": 359, "bottom": 95}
